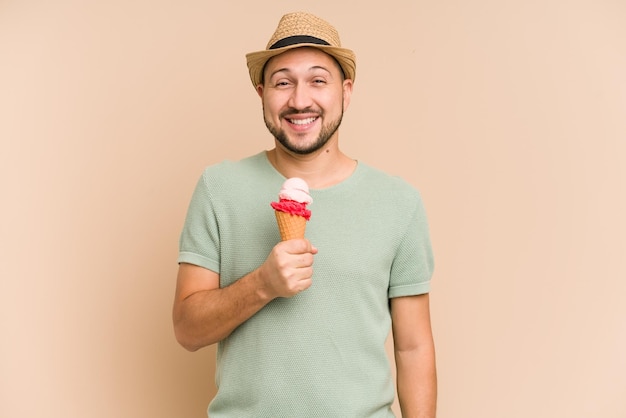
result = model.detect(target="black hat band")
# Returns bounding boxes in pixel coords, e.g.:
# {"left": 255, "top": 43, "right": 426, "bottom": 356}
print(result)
{"left": 269, "top": 35, "right": 331, "bottom": 50}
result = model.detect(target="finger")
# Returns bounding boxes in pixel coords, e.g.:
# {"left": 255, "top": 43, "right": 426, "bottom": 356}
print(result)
{"left": 299, "top": 277, "right": 313, "bottom": 291}
{"left": 284, "top": 238, "right": 316, "bottom": 254}
{"left": 290, "top": 277, "right": 312, "bottom": 295}
{"left": 297, "top": 253, "right": 314, "bottom": 267}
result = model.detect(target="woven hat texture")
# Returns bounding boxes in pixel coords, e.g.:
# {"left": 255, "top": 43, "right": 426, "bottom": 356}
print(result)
{"left": 245, "top": 12, "right": 356, "bottom": 87}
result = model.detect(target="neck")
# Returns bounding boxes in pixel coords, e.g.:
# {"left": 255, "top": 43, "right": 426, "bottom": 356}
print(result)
{"left": 266, "top": 140, "right": 357, "bottom": 189}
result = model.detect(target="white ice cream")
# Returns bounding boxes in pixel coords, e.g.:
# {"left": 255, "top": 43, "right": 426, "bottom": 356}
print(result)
{"left": 278, "top": 177, "right": 313, "bottom": 204}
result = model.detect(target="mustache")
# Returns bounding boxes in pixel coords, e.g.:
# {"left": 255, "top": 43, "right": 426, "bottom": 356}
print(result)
{"left": 279, "top": 107, "right": 322, "bottom": 118}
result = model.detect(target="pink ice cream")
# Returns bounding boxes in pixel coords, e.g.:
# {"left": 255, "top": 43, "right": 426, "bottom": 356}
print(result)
{"left": 270, "top": 177, "right": 312, "bottom": 220}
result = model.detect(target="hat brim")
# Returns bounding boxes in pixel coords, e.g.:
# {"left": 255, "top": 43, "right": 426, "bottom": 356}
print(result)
{"left": 246, "top": 44, "right": 356, "bottom": 88}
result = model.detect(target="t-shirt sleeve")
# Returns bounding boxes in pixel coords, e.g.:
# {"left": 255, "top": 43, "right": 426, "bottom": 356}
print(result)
{"left": 177, "top": 170, "right": 221, "bottom": 273}
{"left": 388, "top": 193, "right": 434, "bottom": 298}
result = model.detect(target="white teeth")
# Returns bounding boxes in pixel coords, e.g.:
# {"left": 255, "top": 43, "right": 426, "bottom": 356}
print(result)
{"left": 289, "top": 117, "right": 316, "bottom": 125}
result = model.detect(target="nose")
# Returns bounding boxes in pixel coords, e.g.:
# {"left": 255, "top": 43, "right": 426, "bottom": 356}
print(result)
{"left": 288, "top": 83, "right": 313, "bottom": 110}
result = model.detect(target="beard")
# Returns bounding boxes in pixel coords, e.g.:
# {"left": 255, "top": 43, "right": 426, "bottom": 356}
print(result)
{"left": 263, "top": 107, "right": 344, "bottom": 155}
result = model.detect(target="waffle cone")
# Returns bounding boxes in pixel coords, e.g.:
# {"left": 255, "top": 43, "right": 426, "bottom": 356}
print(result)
{"left": 275, "top": 211, "right": 307, "bottom": 241}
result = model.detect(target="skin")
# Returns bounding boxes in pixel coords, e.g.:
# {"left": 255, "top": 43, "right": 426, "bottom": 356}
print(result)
{"left": 172, "top": 47, "right": 436, "bottom": 417}
{"left": 259, "top": 49, "right": 346, "bottom": 156}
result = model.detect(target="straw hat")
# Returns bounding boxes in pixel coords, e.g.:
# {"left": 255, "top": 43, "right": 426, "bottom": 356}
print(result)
{"left": 245, "top": 12, "right": 356, "bottom": 88}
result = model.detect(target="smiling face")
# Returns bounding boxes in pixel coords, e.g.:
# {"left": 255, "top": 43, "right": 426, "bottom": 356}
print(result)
{"left": 257, "top": 47, "right": 353, "bottom": 155}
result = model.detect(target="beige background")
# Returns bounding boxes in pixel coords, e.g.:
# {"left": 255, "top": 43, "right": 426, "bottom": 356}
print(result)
{"left": 1, "top": 0, "right": 625, "bottom": 417}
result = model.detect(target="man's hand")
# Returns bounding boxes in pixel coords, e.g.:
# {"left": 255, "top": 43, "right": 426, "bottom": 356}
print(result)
{"left": 258, "top": 238, "right": 318, "bottom": 298}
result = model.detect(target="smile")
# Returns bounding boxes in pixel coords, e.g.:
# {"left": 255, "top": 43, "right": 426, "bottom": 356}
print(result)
{"left": 288, "top": 117, "right": 318, "bottom": 125}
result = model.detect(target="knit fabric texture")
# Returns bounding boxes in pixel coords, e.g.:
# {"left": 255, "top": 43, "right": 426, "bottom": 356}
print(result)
{"left": 178, "top": 152, "right": 434, "bottom": 417}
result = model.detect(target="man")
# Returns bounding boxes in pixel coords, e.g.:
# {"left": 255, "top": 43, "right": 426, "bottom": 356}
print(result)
{"left": 173, "top": 12, "right": 436, "bottom": 417}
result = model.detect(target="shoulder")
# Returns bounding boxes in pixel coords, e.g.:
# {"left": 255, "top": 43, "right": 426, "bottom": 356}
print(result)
{"left": 202, "top": 152, "right": 265, "bottom": 179}
{"left": 193, "top": 153, "right": 280, "bottom": 209}
{"left": 357, "top": 163, "right": 424, "bottom": 205}
{"left": 199, "top": 152, "right": 270, "bottom": 190}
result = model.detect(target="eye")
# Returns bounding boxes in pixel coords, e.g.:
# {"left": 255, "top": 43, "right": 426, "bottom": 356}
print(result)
{"left": 312, "top": 78, "right": 327, "bottom": 85}
{"left": 274, "top": 80, "right": 292, "bottom": 88}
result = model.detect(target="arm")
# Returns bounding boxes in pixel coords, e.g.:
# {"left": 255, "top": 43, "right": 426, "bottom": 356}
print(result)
{"left": 173, "top": 239, "right": 317, "bottom": 351}
{"left": 391, "top": 293, "right": 437, "bottom": 418}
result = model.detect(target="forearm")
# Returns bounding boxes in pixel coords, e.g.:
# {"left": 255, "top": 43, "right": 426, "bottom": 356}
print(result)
{"left": 173, "top": 240, "right": 316, "bottom": 351}
{"left": 395, "top": 343, "right": 437, "bottom": 418}
{"left": 173, "top": 268, "right": 272, "bottom": 351}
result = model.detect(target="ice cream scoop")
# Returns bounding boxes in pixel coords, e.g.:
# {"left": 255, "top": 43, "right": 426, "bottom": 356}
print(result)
{"left": 277, "top": 177, "right": 313, "bottom": 205}
{"left": 271, "top": 177, "right": 312, "bottom": 240}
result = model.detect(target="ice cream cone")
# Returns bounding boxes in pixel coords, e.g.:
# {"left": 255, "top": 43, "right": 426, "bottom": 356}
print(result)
{"left": 275, "top": 210, "right": 307, "bottom": 241}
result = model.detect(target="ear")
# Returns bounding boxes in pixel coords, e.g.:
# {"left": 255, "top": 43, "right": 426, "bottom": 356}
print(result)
{"left": 342, "top": 79, "right": 353, "bottom": 111}
{"left": 256, "top": 84, "right": 264, "bottom": 98}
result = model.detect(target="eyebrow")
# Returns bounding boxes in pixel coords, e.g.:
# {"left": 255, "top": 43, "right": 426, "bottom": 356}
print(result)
{"left": 269, "top": 65, "right": 332, "bottom": 80}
